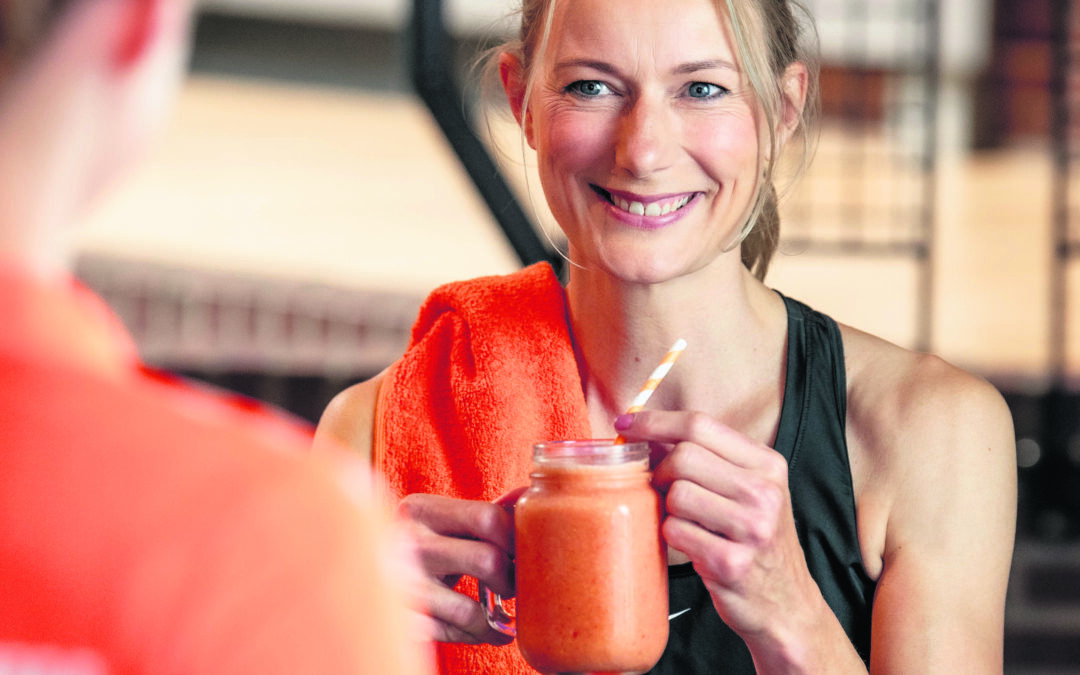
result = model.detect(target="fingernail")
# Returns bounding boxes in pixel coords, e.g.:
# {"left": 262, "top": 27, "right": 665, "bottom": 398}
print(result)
{"left": 614, "top": 413, "right": 634, "bottom": 430}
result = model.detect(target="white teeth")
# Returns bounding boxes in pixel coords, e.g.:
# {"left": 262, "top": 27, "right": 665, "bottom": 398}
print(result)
{"left": 611, "top": 193, "right": 692, "bottom": 216}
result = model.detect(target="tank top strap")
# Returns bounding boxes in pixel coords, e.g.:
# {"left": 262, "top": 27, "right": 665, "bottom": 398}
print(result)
{"left": 774, "top": 292, "right": 875, "bottom": 663}
{"left": 772, "top": 292, "right": 847, "bottom": 463}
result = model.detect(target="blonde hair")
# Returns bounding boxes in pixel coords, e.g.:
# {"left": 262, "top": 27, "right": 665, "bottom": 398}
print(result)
{"left": 488, "top": 0, "right": 820, "bottom": 280}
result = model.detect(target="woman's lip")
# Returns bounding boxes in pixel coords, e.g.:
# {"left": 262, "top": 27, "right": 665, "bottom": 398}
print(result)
{"left": 596, "top": 185, "right": 704, "bottom": 230}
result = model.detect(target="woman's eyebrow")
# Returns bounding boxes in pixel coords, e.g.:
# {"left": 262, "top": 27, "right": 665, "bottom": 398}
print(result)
{"left": 553, "top": 58, "right": 621, "bottom": 75}
{"left": 673, "top": 59, "right": 739, "bottom": 75}
{"left": 552, "top": 58, "right": 739, "bottom": 76}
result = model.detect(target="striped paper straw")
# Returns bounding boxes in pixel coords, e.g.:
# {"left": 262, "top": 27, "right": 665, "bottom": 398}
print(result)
{"left": 613, "top": 338, "right": 687, "bottom": 444}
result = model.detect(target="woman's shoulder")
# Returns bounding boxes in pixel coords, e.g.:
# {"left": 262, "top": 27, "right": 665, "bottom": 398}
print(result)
{"left": 838, "top": 322, "right": 1012, "bottom": 448}
{"left": 313, "top": 368, "right": 390, "bottom": 463}
{"left": 837, "top": 322, "right": 1016, "bottom": 579}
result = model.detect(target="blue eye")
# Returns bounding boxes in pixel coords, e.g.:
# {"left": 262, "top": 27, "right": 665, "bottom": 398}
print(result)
{"left": 687, "top": 82, "right": 725, "bottom": 99}
{"left": 567, "top": 80, "right": 611, "bottom": 97}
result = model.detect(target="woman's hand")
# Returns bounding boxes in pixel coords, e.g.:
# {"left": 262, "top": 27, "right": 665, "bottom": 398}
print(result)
{"left": 615, "top": 410, "right": 831, "bottom": 660}
{"left": 396, "top": 491, "right": 523, "bottom": 646}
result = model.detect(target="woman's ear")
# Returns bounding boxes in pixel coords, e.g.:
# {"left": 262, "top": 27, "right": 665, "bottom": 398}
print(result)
{"left": 498, "top": 51, "right": 535, "bottom": 149}
{"left": 778, "top": 61, "right": 808, "bottom": 146}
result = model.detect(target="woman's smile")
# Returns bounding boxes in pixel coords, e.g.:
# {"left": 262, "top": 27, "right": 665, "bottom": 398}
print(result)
{"left": 590, "top": 184, "right": 703, "bottom": 230}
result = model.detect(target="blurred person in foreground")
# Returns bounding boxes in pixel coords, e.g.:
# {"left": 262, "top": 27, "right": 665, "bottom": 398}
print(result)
{"left": 0, "top": 0, "right": 431, "bottom": 673}
{"left": 316, "top": 0, "right": 1018, "bottom": 672}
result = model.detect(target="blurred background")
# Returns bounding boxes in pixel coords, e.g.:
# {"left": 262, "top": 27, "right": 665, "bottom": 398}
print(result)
{"left": 67, "top": 0, "right": 1079, "bottom": 670}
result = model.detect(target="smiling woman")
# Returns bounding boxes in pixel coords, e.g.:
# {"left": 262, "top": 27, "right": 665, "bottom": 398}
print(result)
{"left": 497, "top": 0, "right": 793, "bottom": 286}
{"left": 315, "top": 0, "right": 1017, "bottom": 673}
{"left": 494, "top": 0, "right": 819, "bottom": 282}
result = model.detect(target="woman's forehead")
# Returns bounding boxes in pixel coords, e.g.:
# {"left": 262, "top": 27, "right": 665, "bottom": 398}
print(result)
{"left": 544, "top": 0, "right": 739, "bottom": 72}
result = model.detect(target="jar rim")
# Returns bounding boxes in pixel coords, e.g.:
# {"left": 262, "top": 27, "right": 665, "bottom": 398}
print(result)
{"left": 532, "top": 439, "right": 649, "bottom": 465}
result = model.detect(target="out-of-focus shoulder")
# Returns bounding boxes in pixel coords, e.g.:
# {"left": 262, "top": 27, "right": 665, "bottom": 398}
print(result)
{"left": 313, "top": 368, "right": 390, "bottom": 463}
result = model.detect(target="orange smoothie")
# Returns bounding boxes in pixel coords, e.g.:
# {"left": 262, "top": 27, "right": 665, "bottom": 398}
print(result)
{"left": 514, "top": 445, "right": 668, "bottom": 674}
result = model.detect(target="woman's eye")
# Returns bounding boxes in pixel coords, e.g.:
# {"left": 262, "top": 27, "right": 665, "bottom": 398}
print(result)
{"left": 567, "top": 80, "right": 611, "bottom": 97}
{"left": 686, "top": 82, "right": 725, "bottom": 99}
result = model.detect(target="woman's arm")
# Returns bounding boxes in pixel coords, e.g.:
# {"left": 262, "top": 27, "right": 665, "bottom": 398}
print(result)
{"left": 314, "top": 369, "right": 518, "bottom": 646}
{"left": 852, "top": 353, "right": 1017, "bottom": 673}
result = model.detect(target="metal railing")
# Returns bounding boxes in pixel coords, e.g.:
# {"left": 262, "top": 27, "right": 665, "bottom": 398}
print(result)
{"left": 1051, "top": 0, "right": 1080, "bottom": 389}
{"left": 1022, "top": 0, "right": 1080, "bottom": 541}
{"left": 410, "top": 0, "right": 563, "bottom": 276}
{"left": 783, "top": 0, "right": 940, "bottom": 350}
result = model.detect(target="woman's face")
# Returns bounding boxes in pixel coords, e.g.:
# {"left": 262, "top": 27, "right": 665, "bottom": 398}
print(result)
{"left": 519, "top": 0, "right": 765, "bottom": 285}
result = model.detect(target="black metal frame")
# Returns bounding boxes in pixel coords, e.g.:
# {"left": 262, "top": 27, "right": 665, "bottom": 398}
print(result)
{"left": 1051, "top": 0, "right": 1075, "bottom": 390}
{"left": 780, "top": 0, "right": 940, "bottom": 351}
{"left": 1010, "top": 0, "right": 1080, "bottom": 542}
{"left": 409, "top": 0, "right": 563, "bottom": 276}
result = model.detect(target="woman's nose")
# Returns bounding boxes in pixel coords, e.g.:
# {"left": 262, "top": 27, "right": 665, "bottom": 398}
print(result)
{"left": 613, "top": 97, "right": 676, "bottom": 179}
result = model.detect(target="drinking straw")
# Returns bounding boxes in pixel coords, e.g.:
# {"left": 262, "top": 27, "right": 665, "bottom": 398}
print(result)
{"left": 613, "top": 338, "right": 687, "bottom": 444}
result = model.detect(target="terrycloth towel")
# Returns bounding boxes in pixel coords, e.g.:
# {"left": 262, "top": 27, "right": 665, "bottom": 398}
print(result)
{"left": 374, "top": 262, "right": 592, "bottom": 675}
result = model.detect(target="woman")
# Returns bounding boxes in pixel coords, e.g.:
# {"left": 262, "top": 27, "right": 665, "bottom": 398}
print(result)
{"left": 317, "top": 0, "right": 1016, "bottom": 672}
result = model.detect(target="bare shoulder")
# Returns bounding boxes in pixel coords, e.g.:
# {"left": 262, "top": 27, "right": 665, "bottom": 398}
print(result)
{"left": 313, "top": 368, "right": 390, "bottom": 463}
{"left": 840, "top": 323, "right": 1014, "bottom": 470}
{"left": 839, "top": 322, "right": 1016, "bottom": 579}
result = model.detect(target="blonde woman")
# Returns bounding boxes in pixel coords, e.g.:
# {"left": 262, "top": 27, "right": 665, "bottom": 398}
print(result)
{"left": 318, "top": 0, "right": 1016, "bottom": 672}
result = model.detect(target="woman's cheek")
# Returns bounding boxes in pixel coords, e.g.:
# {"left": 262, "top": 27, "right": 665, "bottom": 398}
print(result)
{"left": 536, "top": 115, "right": 613, "bottom": 223}
{"left": 702, "top": 113, "right": 761, "bottom": 169}
{"left": 541, "top": 112, "right": 616, "bottom": 172}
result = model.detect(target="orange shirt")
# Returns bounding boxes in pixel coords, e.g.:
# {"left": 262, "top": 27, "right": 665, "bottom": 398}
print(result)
{"left": 0, "top": 265, "right": 430, "bottom": 675}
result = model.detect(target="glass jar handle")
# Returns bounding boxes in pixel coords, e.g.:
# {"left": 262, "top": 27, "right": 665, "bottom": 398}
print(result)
{"left": 478, "top": 581, "right": 516, "bottom": 636}
{"left": 478, "top": 486, "right": 526, "bottom": 637}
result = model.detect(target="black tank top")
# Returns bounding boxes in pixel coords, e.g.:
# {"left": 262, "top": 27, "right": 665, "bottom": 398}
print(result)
{"left": 648, "top": 294, "right": 876, "bottom": 673}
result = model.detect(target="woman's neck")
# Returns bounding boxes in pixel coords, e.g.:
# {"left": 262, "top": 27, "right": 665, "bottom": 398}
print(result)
{"left": 565, "top": 261, "right": 788, "bottom": 438}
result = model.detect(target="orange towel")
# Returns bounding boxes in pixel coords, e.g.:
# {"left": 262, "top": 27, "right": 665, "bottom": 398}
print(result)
{"left": 374, "top": 262, "right": 591, "bottom": 675}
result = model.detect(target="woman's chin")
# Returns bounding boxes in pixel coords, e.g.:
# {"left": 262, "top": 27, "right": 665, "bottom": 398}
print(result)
{"left": 594, "top": 255, "right": 688, "bottom": 287}
{"left": 585, "top": 245, "right": 735, "bottom": 289}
